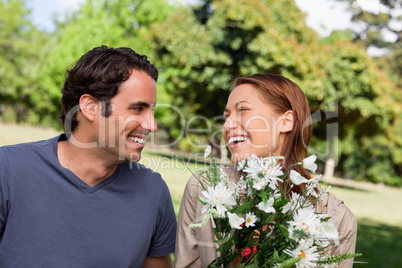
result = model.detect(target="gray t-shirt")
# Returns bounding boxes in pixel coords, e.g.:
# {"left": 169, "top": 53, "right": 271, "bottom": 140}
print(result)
{"left": 0, "top": 135, "right": 176, "bottom": 267}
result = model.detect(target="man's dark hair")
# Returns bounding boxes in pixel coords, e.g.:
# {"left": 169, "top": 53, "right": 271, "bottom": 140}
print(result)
{"left": 60, "top": 45, "right": 158, "bottom": 133}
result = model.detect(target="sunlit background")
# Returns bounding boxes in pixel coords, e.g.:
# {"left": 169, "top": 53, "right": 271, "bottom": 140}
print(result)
{"left": 1, "top": 0, "right": 401, "bottom": 266}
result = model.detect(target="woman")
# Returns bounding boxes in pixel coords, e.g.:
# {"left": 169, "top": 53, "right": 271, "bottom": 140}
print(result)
{"left": 175, "top": 74, "right": 357, "bottom": 268}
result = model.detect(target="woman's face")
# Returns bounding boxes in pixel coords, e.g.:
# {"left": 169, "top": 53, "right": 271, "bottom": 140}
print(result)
{"left": 222, "top": 84, "right": 290, "bottom": 164}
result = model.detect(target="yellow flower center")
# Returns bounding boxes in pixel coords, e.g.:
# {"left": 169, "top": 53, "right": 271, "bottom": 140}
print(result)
{"left": 247, "top": 217, "right": 252, "bottom": 223}
{"left": 215, "top": 197, "right": 219, "bottom": 200}
{"left": 298, "top": 250, "right": 306, "bottom": 258}
{"left": 302, "top": 223, "right": 309, "bottom": 231}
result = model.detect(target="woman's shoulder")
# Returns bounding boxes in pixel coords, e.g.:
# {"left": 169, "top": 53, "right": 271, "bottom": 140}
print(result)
{"left": 316, "top": 189, "right": 357, "bottom": 232}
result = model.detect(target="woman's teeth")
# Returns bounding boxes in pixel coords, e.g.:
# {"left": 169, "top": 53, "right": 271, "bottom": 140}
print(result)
{"left": 228, "top": 136, "right": 247, "bottom": 146}
{"left": 128, "top": 137, "right": 145, "bottom": 144}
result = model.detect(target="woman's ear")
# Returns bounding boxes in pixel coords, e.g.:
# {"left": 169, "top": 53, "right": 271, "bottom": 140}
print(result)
{"left": 79, "top": 94, "right": 98, "bottom": 122}
{"left": 279, "top": 110, "right": 294, "bottom": 133}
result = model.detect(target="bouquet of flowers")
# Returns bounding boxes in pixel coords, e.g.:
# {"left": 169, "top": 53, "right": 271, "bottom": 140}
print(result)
{"left": 190, "top": 146, "right": 361, "bottom": 267}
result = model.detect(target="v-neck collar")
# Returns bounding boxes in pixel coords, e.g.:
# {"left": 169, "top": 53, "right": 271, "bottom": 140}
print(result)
{"left": 54, "top": 134, "right": 121, "bottom": 194}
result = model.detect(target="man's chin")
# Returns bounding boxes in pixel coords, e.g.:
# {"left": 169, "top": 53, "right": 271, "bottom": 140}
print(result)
{"left": 128, "top": 152, "right": 141, "bottom": 163}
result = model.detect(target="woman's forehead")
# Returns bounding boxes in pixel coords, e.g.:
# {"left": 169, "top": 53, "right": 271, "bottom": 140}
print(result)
{"left": 227, "top": 84, "right": 270, "bottom": 107}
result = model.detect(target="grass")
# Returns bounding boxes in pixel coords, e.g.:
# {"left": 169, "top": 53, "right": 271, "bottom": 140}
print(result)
{"left": 320, "top": 178, "right": 402, "bottom": 266}
{"left": 1, "top": 122, "right": 402, "bottom": 266}
{"left": 0, "top": 122, "right": 59, "bottom": 145}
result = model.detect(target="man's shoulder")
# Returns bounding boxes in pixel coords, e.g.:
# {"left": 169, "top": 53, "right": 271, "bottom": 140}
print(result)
{"left": 120, "top": 161, "right": 167, "bottom": 186}
{"left": 123, "top": 161, "right": 161, "bottom": 176}
{"left": 0, "top": 136, "right": 60, "bottom": 166}
{"left": 1, "top": 136, "right": 58, "bottom": 151}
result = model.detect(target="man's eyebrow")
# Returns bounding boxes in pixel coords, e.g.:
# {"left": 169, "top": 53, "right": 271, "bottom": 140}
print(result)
{"left": 127, "top": 101, "right": 151, "bottom": 108}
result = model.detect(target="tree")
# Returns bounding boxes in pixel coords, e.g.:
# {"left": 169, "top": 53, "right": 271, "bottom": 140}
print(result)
{"left": 30, "top": 0, "right": 175, "bottom": 128}
{"left": 153, "top": 0, "right": 320, "bottom": 151}
{"left": 0, "top": 0, "right": 48, "bottom": 122}
{"left": 331, "top": 0, "right": 401, "bottom": 85}
{"left": 330, "top": 0, "right": 402, "bottom": 185}
{"left": 152, "top": 0, "right": 401, "bottom": 185}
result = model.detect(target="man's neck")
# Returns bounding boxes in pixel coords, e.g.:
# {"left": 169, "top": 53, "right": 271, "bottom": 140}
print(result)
{"left": 57, "top": 139, "right": 118, "bottom": 187}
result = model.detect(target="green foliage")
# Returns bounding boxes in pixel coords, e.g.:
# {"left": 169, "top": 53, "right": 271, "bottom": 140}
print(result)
{"left": 0, "top": 0, "right": 49, "bottom": 122}
{"left": 153, "top": 0, "right": 318, "bottom": 146}
{"left": 332, "top": 0, "right": 401, "bottom": 50}
{"left": 153, "top": 0, "right": 401, "bottom": 185}
{"left": 276, "top": 257, "right": 302, "bottom": 268}
{"left": 1, "top": 0, "right": 401, "bottom": 185}
{"left": 356, "top": 221, "right": 402, "bottom": 267}
{"left": 30, "top": 0, "right": 175, "bottom": 128}
{"left": 331, "top": 1, "right": 402, "bottom": 184}
{"left": 319, "top": 253, "right": 362, "bottom": 264}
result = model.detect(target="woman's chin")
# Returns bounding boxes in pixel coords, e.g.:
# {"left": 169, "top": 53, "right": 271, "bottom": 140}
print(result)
{"left": 230, "top": 150, "right": 278, "bottom": 165}
{"left": 230, "top": 152, "right": 253, "bottom": 165}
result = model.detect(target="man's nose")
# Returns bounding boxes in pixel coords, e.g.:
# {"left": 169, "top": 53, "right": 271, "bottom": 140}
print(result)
{"left": 142, "top": 112, "right": 157, "bottom": 133}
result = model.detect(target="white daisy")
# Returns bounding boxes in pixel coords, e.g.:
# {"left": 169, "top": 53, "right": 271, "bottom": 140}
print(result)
{"left": 284, "top": 243, "right": 320, "bottom": 268}
{"left": 264, "top": 164, "right": 284, "bottom": 190}
{"left": 301, "top": 155, "right": 318, "bottom": 173}
{"left": 252, "top": 177, "right": 268, "bottom": 190}
{"left": 257, "top": 197, "right": 276, "bottom": 213}
{"left": 242, "top": 154, "right": 262, "bottom": 176}
{"left": 245, "top": 212, "right": 257, "bottom": 227}
{"left": 288, "top": 207, "right": 321, "bottom": 240}
{"left": 243, "top": 156, "right": 283, "bottom": 190}
{"left": 290, "top": 170, "right": 308, "bottom": 185}
{"left": 199, "top": 185, "right": 236, "bottom": 217}
{"left": 227, "top": 212, "right": 245, "bottom": 230}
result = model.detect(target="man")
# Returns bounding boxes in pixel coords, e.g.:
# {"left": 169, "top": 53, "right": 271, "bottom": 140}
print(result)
{"left": 0, "top": 46, "right": 176, "bottom": 267}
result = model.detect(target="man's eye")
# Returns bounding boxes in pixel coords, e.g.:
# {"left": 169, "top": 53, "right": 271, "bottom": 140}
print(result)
{"left": 132, "top": 107, "right": 142, "bottom": 112}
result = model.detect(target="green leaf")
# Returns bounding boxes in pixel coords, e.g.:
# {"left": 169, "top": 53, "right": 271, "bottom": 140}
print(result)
{"left": 279, "top": 225, "right": 289, "bottom": 239}
{"left": 257, "top": 191, "right": 269, "bottom": 204}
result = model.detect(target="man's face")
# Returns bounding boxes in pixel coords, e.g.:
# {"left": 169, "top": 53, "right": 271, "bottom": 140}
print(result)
{"left": 98, "top": 69, "right": 157, "bottom": 163}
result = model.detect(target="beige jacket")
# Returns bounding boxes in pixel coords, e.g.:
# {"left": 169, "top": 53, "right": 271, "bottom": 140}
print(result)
{"left": 175, "top": 166, "right": 357, "bottom": 268}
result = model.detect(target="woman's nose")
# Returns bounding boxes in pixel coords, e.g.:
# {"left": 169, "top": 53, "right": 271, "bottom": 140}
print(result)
{"left": 223, "top": 115, "right": 238, "bottom": 131}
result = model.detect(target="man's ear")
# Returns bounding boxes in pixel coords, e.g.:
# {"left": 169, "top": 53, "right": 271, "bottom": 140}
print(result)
{"left": 279, "top": 110, "right": 294, "bottom": 133}
{"left": 79, "top": 94, "right": 98, "bottom": 122}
